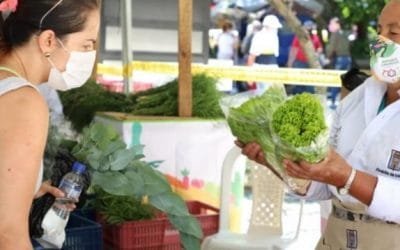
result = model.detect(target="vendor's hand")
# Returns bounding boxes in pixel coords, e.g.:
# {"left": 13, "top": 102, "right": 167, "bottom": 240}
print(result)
{"left": 235, "top": 140, "right": 267, "bottom": 166}
{"left": 34, "top": 180, "right": 77, "bottom": 211}
{"left": 283, "top": 148, "right": 352, "bottom": 188}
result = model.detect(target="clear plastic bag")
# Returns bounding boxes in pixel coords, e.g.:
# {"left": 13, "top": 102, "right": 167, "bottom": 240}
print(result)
{"left": 223, "top": 86, "right": 329, "bottom": 195}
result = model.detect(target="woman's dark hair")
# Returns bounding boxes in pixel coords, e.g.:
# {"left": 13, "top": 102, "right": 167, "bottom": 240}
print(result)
{"left": 0, "top": 0, "right": 100, "bottom": 53}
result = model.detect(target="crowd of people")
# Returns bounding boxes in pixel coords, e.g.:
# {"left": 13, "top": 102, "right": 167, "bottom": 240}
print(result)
{"left": 212, "top": 13, "right": 356, "bottom": 103}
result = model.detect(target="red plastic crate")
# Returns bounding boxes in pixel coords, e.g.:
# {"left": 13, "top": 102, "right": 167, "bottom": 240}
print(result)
{"left": 97, "top": 200, "right": 219, "bottom": 250}
{"left": 162, "top": 201, "right": 219, "bottom": 250}
{"left": 97, "top": 215, "right": 166, "bottom": 250}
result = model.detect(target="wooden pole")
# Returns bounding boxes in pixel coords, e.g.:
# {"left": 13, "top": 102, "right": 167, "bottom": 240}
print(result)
{"left": 121, "top": 0, "right": 133, "bottom": 94}
{"left": 178, "top": 0, "right": 193, "bottom": 117}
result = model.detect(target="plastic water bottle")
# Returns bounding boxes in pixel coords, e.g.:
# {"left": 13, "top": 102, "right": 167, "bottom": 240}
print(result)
{"left": 51, "top": 162, "right": 86, "bottom": 220}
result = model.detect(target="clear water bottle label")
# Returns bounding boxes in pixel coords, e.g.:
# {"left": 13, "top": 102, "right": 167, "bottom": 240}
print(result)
{"left": 58, "top": 179, "right": 82, "bottom": 201}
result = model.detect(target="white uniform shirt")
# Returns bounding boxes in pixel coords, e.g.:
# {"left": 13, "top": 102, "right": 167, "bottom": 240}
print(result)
{"left": 249, "top": 28, "right": 279, "bottom": 57}
{"left": 305, "top": 77, "right": 400, "bottom": 223}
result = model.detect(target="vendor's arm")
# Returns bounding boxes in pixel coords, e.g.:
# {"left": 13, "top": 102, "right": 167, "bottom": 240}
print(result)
{"left": 284, "top": 149, "right": 378, "bottom": 206}
{"left": 0, "top": 87, "right": 49, "bottom": 249}
{"left": 236, "top": 140, "right": 333, "bottom": 200}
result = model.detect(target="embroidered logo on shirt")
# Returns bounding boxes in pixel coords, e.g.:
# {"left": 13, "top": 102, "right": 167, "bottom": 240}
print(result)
{"left": 387, "top": 149, "right": 400, "bottom": 171}
{"left": 346, "top": 229, "right": 358, "bottom": 249}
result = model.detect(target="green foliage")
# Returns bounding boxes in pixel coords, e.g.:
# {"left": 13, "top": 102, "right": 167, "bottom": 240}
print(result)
{"left": 131, "top": 73, "right": 224, "bottom": 118}
{"left": 92, "top": 188, "right": 156, "bottom": 224}
{"left": 271, "top": 93, "right": 328, "bottom": 163}
{"left": 59, "top": 74, "right": 224, "bottom": 132}
{"left": 72, "top": 123, "right": 202, "bottom": 250}
{"left": 59, "top": 79, "right": 134, "bottom": 132}
{"left": 227, "top": 88, "right": 329, "bottom": 169}
{"left": 227, "top": 86, "right": 287, "bottom": 156}
{"left": 272, "top": 94, "right": 326, "bottom": 148}
{"left": 334, "top": 0, "right": 388, "bottom": 25}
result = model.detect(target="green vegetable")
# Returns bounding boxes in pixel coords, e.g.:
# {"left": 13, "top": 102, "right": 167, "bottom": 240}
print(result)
{"left": 92, "top": 188, "right": 156, "bottom": 224}
{"left": 59, "top": 74, "right": 225, "bottom": 132}
{"left": 227, "top": 86, "right": 286, "bottom": 161}
{"left": 271, "top": 93, "right": 328, "bottom": 163}
{"left": 226, "top": 88, "right": 329, "bottom": 194}
{"left": 131, "top": 73, "right": 224, "bottom": 118}
{"left": 72, "top": 123, "right": 202, "bottom": 250}
{"left": 59, "top": 79, "right": 133, "bottom": 131}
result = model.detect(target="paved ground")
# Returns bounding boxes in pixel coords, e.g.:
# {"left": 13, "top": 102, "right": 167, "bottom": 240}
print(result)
{"left": 240, "top": 197, "right": 322, "bottom": 250}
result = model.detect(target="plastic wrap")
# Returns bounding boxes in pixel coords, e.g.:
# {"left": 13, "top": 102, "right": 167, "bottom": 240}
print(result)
{"left": 223, "top": 86, "right": 329, "bottom": 194}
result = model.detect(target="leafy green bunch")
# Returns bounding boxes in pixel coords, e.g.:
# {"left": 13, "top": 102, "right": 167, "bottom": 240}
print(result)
{"left": 71, "top": 123, "right": 202, "bottom": 250}
{"left": 227, "top": 86, "right": 287, "bottom": 159}
{"left": 59, "top": 79, "right": 133, "bottom": 132}
{"left": 131, "top": 73, "right": 224, "bottom": 118}
{"left": 90, "top": 188, "right": 157, "bottom": 224}
{"left": 271, "top": 93, "right": 328, "bottom": 163}
{"left": 226, "top": 88, "right": 329, "bottom": 193}
{"left": 59, "top": 74, "right": 225, "bottom": 133}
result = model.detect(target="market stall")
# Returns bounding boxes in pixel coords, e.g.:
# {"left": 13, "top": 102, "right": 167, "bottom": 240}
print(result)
{"left": 94, "top": 112, "right": 247, "bottom": 230}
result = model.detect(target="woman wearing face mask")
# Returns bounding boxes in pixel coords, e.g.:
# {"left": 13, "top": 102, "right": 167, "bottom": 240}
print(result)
{"left": 237, "top": 1, "right": 400, "bottom": 249}
{"left": 0, "top": 0, "right": 99, "bottom": 249}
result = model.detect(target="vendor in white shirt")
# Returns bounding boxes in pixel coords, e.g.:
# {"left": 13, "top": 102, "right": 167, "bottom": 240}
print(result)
{"left": 237, "top": 1, "right": 400, "bottom": 249}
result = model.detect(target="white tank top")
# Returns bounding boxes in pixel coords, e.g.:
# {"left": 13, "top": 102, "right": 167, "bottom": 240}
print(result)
{"left": 0, "top": 75, "right": 44, "bottom": 193}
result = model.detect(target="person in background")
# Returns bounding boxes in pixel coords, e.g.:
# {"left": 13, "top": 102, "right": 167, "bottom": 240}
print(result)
{"left": 241, "top": 19, "right": 262, "bottom": 62}
{"left": 326, "top": 17, "right": 352, "bottom": 108}
{"left": 217, "top": 21, "right": 239, "bottom": 61}
{"left": 237, "top": 1, "right": 400, "bottom": 249}
{"left": 287, "top": 20, "right": 323, "bottom": 95}
{"left": 0, "top": 0, "right": 100, "bottom": 249}
{"left": 248, "top": 14, "right": 282, "bottom": 93}
{"left": 234, "top": 19, "right": 262, "bottom": 92}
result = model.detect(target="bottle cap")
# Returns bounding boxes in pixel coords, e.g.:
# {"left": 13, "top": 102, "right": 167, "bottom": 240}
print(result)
{"left": 72, "top": 162, "right": 86, "bottom": 174}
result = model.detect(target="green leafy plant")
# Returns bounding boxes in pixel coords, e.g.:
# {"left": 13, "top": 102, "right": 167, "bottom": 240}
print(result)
{"left": 91, "top": 188, "right": 157, "bottom": 224}
{"left": 131, "top": 73, "right": 224, "bottom": 118}
{"left": 71, "top": 123, "right": 202, "bottom": 250}
{"left": 271, "top": 93, "right": 328, "bottom": 163}
{"left": 59, "top": 74, "right": 225, "bottom": 133}
{"left": 226, "top": 88, "right": 328, "bottom": 194}
{"left": 227, "top": 86, "right": 287, "bottom": 162}
{"left": 59, "top": 79, "right": 134, "bottom": 132}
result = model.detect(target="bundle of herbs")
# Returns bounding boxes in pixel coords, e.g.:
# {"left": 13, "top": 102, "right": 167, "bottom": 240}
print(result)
{"left": 59, "top": 79, "right": 134, "bottom": 132}
{"left": 226, "top": 87, "right": 329, "bottom": 194}
{"left": 59, "top": 74, "right": 224, "bottom": 132}
{"left": 131, "top": 73, "right": 224, "bottom": 118}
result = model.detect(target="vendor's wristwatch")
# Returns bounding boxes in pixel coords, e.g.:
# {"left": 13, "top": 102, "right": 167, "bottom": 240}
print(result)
{"left": 338, "top": 168, "right": 357, "bottom": 195}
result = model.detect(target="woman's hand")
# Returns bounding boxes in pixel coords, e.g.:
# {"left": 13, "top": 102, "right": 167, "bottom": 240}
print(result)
{"left": 34, "top": 180, "right": 77, "bottom": 211}
{"left": 34, "top": 180, "right": 63, "bottom": 199}
{"left": 283, "top": 148, "right": 352, "bottom": 188}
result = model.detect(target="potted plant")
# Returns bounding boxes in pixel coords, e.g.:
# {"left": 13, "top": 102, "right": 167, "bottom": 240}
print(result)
{"left": 63, "top": 123, "right": 203, "bottom": 249}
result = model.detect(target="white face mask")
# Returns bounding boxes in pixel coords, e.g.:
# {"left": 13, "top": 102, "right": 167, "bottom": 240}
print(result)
{"left": 370, "top": 36, "right": 400, "bottom": 84}
{"left": 47, "top": 40, "right": 96, "bottom": 91}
